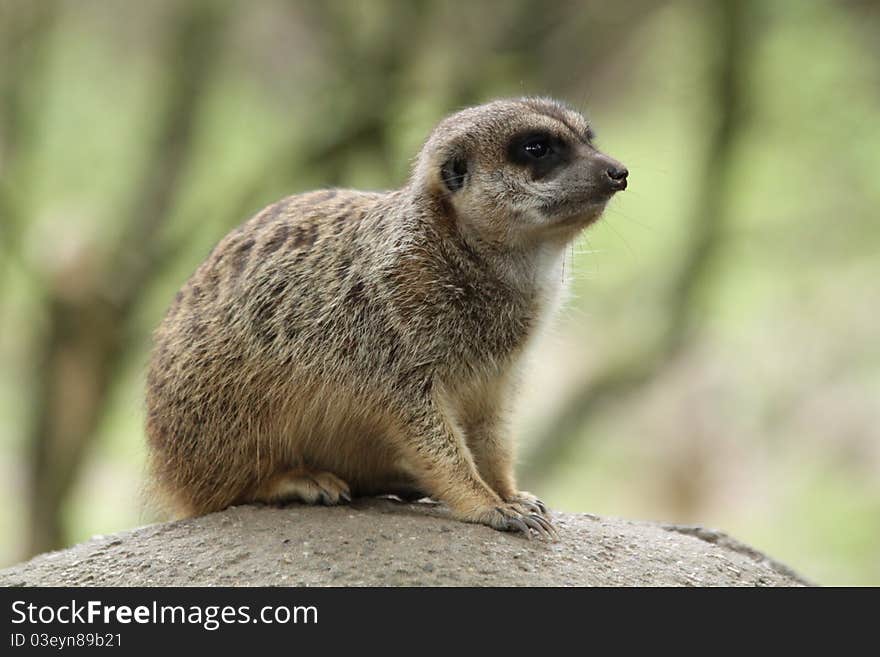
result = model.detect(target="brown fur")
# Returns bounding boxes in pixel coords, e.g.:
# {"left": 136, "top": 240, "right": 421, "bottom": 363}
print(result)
{"left": 145, "top": 97, "right": 626, "bottom": 538}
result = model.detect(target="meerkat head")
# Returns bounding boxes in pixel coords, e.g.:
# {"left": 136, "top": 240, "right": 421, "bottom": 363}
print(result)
{"left": 412, "top": 97, "right": 627, "bottom": 248}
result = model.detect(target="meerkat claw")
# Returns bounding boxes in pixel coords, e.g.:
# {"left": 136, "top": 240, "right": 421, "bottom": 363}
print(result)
{"left": 508, "top": 492, "right": 550, "bottom": 517}
{"left": 488, "top": 505, "right": 556, "bottom": 540}
{"left": 519, "top": 500, "right": 545, "bottom": 515}
{"left": 499, "top": 512, "right": 531, "bottom": 538}
{"left": 529, "top": 514, "right": 558, "bottom": 540}
{"left": 522, "top": 515, "right": 547, "bottom": 537}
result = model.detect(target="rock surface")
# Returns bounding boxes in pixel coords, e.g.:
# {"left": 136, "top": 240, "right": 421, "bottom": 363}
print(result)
{"left": 0, "top": 500, "right": 810, "bottom": 586}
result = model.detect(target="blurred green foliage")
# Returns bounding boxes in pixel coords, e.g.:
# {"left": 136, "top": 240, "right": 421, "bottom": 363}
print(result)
{"left": 1, "top": 0, "right": 878, "bottom": 584}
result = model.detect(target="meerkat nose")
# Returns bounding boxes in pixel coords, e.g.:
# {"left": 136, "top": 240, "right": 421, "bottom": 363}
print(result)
{"left": 605, "top": 165, "right": 628, "bottom": 190}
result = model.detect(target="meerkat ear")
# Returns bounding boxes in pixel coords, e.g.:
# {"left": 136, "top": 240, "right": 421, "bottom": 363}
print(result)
{"left": 440, "top": 154, "right": 468, "bottom": 193}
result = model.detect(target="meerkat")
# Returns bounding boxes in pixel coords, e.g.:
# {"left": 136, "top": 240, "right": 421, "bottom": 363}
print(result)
{"left": 145, "top": 97, "right": 627, "bottom": 539}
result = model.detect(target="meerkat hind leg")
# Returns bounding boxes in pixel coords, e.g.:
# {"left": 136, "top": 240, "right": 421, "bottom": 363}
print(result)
{"left": 253, "top": 467, "right": 352, "bottom": 506}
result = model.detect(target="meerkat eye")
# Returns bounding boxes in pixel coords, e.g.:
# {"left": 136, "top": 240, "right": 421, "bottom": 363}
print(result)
{"left": 440, "top": 155, "right": 468, "bottom": 193}
{"left": 507, "top": 131, "right": 570, "bottom": 179}
{"left": 522, "top": 138, "right": 551, "bottom": 159}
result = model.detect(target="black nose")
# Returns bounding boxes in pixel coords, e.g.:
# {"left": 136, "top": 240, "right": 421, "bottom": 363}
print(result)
{"left": 605, "top": 165, "right": 628, "bottom": 191}
{"left": 606, "top": 166, "right": 628, "bottom": 181}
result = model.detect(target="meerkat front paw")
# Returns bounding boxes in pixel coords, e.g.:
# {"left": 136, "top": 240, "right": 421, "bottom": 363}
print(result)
{"left": 253, "top": 468, "right": 352, "bottom": 506}
{"left": 469, "top": 503, "right": 557, "bottom": 540}
{"left": 506, "top": 491, "right": 549, "bottom": 517}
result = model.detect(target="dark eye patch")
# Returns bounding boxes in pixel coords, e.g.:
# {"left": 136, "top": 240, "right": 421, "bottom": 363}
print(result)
{"left": 440, "top": 155, "right": 468, "bottom": 192}
{"left": 506, "top": 130, "right": 572, "bottom": 180}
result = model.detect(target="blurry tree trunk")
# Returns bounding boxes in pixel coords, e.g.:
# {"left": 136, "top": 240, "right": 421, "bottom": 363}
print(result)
{"left": 25, "top": 1, "right": 228, "bottom": 556}
{"left": 522, "top": 0, "right": 752, "bottom": 485}
{"left": 0, "top": 1, "right": 58, "bottom": 279}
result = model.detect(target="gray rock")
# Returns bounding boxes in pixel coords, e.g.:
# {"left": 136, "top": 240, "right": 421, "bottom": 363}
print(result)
{"left": 0, "top": 500, "right": 811, "bottom": 586}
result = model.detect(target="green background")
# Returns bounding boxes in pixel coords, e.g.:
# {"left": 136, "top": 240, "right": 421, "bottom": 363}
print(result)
{"left": 1, "top": 0, "right": 878, "bottom": 585}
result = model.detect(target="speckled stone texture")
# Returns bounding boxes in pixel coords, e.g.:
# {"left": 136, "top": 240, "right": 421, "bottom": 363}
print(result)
{"left": 0, "top": 500, "right": 810, "bottom": 587}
